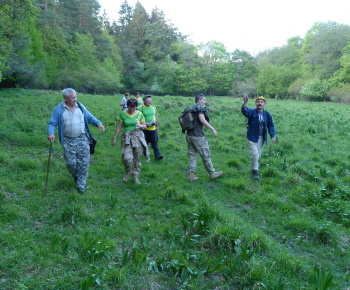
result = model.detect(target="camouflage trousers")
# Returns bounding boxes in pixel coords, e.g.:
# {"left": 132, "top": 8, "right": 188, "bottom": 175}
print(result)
{"left": 186, "top": 136, "right": 215, "bottom": 175}
{"left": 63, "top": 134, "right": 90, "bottom": 191}
{"left": 121, "top": 130, "right": 149, "bottom": 176}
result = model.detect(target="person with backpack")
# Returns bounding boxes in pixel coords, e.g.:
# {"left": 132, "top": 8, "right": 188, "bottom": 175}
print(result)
{"left": 241, "top": 95, "right": 276, "bottom": 180}
{"left": 139, "top": 95, "right": 163, "bottom": 160}
{"left": 182, "top": 94, "right": 223, "bottom": 182}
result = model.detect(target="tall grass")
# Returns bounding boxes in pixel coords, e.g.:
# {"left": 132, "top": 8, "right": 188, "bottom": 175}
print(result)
{"left": 0, "top": 89, "right": 349, "bottom": 288}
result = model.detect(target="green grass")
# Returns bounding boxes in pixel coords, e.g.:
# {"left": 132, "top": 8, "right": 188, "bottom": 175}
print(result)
{"left": 0, "top": 88, "right": 350, "bottom": 289}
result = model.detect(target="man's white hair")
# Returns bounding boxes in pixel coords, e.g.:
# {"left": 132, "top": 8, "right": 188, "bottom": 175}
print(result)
{"left": 62, "top": 88, "right": 76, "bottom": 99}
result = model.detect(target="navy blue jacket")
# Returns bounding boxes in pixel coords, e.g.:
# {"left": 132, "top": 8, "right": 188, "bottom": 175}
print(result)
{"left": 241, "top": 105, "right": 276, "bottom": 145}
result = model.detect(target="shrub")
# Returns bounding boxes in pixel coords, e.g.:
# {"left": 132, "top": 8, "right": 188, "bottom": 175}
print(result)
{"left": 299, "top": 78, "right": 332, "bottom": 101}
{"left": 328, "top": 84, "right": 350, "bottom": 103}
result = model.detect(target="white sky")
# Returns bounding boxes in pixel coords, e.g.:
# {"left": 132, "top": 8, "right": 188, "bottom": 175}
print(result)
{"left": 98, "top": 0, "right": 350, "bottom": 55}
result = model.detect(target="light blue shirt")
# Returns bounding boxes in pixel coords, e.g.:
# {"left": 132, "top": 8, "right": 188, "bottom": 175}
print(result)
{"left": 48, "top": 102, "right": 102, "bottom": 146}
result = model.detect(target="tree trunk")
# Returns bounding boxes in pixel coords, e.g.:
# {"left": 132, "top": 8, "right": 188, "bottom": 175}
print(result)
{"left": 53, "top": 0, "right": 56, "bottom": 26}
{"left": 79, "top": 1, "right": 82, "bottom": 28}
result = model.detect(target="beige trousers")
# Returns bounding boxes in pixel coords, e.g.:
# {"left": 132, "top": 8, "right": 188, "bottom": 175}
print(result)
{"left": 248, "top": 136, "right": 264, "bottom": 170}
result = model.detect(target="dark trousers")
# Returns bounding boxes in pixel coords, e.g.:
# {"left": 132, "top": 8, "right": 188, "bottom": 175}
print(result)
{"left": 143, "top": 130, "right": 161, "bottom": 157}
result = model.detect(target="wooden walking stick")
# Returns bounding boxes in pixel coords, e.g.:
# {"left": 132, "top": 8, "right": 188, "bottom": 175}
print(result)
{"left": 44, "top": 142, "right": 53, "bottom": 198}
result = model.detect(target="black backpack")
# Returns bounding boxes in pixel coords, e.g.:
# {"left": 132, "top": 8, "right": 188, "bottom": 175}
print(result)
{"left": 179, "top": 107, "right": 196, "bottom": 133}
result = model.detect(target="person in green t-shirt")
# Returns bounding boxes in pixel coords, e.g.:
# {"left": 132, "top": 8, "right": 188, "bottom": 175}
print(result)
{"left": 112, "top": 98, "right": 149, "bottom": 184}
{"left": 135, "top": 91, "right": 143, "bottom": 107}
{"left": 139, "top": 95, "right": 163, "bottom": 160}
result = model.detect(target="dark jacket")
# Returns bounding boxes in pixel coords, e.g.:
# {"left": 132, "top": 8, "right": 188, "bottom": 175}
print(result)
{"left": 241, "top": 105, "right": 276, "bottom": 145}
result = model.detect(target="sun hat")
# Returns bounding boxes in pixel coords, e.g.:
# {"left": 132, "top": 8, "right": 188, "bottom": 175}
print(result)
{"left": 255, "top": 96, "right": 267, "bottom": 104}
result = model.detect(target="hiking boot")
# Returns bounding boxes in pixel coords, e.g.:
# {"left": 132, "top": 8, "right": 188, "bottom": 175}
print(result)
{"left": 132, "top": 175, "right": 141, "bottom": 184}
{"left": 252, "top": 170, "right": 260, "bottom": 180}
{"left": 123, "top": 172, "right": 132, "bottom": 183}
{"left": 78, "top": 187, "right": 85, "bottom": 194}
{"left": 188, "top": 173, "right": 198, "bottom": 182}
{"left": 155, "top": 155, "right": 163, "bottom": 160}
{"left": 210, "top": 171, "right": 223, "bottom": 180}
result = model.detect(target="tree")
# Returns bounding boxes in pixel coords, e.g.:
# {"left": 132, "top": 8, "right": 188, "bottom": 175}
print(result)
{"left": 129, "top": 2, "right": 148, "bottom": 60}
{"left": 231, "top": 49, "right": 258, "bottom": 97}
{"left": 301, "top": 21, "right": 350, "bottom": 79}
{"left": 231, "top": 49, "right": 258, "bottom": 81}
{"left": 69, "top": 32, "right": 98, "bottom": 70}
{"left": 200, "top": 41, "right": 235, "bottom": 95}
{"left": 256, "top": 64, "right": 299, "bottom": 98}
{"left": 330, "top": 41, "right": 350, "bottom": 85}
{"left": 255, "top": 37, "right": 303, "bottom": 98}
{"left": 0, "top": 0, "right": 38, "bottom": 82}
{"left": 117, "top": 0, "right": 133, "bottom": 43}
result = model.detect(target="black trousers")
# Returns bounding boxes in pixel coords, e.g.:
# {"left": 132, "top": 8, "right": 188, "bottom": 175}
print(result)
{"left": 143, "top": 130, "right": 161, "bottom": 157}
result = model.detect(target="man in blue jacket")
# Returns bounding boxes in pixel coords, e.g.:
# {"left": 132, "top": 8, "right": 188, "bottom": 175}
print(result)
{"left": 47, "top": 88, "right": 105, "bottom": 193}
{"left": 241, "top": 95, "right": 276, "bottom": 180}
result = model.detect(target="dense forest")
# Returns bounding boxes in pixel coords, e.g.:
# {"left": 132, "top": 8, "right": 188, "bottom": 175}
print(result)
{"left": 1, "top": 0, "right": 350, "bottom": 100}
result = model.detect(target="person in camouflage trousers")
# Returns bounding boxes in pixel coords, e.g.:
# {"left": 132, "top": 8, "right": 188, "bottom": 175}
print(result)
{"left": 186, "top": 94, "right": 223, "bottom": 182}
{"left": 47, "top": 88, "right": 105, "bottom": 194}
{"left": 112, "top": 98, "right": 150, "bottom": 184}
{"left": 62, "top": 135, "right": 90, "bottom": 191}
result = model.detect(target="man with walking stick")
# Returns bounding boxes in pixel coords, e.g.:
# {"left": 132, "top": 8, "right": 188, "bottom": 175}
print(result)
{"left": 47, "top": 88, "right": 105, "bottom": 194}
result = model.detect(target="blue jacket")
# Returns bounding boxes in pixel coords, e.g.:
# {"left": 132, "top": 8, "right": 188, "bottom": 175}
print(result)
{"left": 47, "top": 102, "right": 102, "bottom": 146}
{"left": 241, "top": 105, "right": 276, "bottom": 145}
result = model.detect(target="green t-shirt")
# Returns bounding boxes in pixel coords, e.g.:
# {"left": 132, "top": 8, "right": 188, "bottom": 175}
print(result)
{"left": 118, "top": 111, "right": 145, "bottom": 131}
{"left": 136, "top": 98, "right": 143, "bottom": 107}
{"left": 140, "top": 105, "right": 158, "bottom": 131}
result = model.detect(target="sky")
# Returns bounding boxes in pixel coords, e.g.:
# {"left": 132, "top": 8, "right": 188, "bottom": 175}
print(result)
{"left": 98, "top": 0, "right": 350, "bottom": 55}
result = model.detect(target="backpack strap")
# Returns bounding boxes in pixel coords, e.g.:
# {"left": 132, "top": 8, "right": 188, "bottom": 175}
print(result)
{"left": 77, "top": 102, "right": 92, "bottom": 141}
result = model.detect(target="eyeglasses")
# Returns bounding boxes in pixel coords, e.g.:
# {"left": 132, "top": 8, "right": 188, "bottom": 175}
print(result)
{"left": 129, "top": 100, "right": 137, "bottom": 103}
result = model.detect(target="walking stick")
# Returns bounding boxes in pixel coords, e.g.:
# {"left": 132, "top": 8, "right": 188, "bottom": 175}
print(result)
{"left": 44, "top": 142, "right": 53, "bottom": 198}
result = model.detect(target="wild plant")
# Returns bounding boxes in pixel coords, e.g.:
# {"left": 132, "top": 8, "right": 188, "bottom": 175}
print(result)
{"left": 120, "top": 242, "right": 148, "bottom": 267}
{"left": 184, "top": 200, "right": 221, "bottom": 235}
{"left": 80, "top": 264, "right": 104, "bottom": 290}
{"left": 106, "top": 264, "right": 128, "bottom": 286}
{"left": 313, "top": 265, "right": 334, "bottom": 290}
{"left": 60, "top": 205, "right": 83, "bottom": 225}
{"left": 234, "top": 239, "right": 257, "bottom": 261}
{"left": 77, "top": 232, "right": 113, "bottom": 262}
{"left": 201, "top": 255, "right": 227, "bottom": 276}
{"left": 207, "top": 222, "right": 242, "bottom": 251}
{"left": 164, "top": 250, "right": 198, "bottom": 286}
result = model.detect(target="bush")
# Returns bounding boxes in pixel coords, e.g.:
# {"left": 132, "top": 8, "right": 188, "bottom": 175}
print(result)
{"left": 299, "top": 78, "right": 331, "bottom": 101}
{"left": 328, "top": 84, "right": 350, "bottom": 103}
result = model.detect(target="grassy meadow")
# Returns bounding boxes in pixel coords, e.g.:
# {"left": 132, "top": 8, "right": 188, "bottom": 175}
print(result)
{"left": 0, "top": 88, "right": 350, "bottom": 289}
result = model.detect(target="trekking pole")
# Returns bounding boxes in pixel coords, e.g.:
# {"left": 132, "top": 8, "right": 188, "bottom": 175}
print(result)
{"left": 44, "top": 142, "right": 53, "bottom": 198}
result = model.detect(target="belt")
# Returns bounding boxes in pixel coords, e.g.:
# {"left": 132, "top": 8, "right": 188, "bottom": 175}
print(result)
{"left": 64, "top": 134, "right": 85, "bottom": 139}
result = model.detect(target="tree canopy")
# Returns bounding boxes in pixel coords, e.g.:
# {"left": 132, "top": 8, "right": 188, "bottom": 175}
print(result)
{"left": 1, "top": 1, "right": 350, "bottom": 99}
